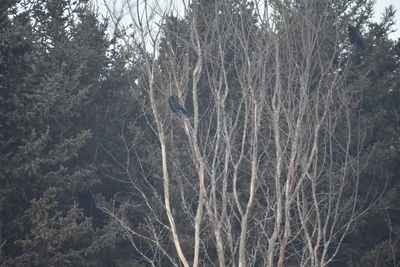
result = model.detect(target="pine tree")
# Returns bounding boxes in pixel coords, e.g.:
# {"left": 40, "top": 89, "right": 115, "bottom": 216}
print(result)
{"left": 0, "top": 0, "right": 143, "bottom": 264}
{"left": 334, "top": 6, "right": 400, "bottom": 266}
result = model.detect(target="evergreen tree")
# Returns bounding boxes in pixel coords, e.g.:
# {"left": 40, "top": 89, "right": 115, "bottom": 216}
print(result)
{"left": 0, "top": 0, "right": 145, "bottom": 264}
{"left": 335, "top": 6, "right": 400, "bottom": 266}
{"left": 2, "top": 0, "right": 399, "bottom": 265}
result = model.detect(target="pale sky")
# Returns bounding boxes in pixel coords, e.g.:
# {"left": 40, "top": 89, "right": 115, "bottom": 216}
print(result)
{"left": 374, "top": 0, "right": 400, "bottom": 39}
{"left": 97, "top": 0, "right": 400, "bottom": 40}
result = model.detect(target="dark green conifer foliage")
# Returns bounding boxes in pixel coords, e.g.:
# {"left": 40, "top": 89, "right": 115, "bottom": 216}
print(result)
{"left": 0, "top": 0, "right": 143, "bottom": 265}
{"left": 1, "top": 0, "right": 399, "bottom": 265}
{"left": 11, "top": 188, "right": 94, "bottom": 266}
{"left": 333, "top": 6, "right": 400, "bottom": 266}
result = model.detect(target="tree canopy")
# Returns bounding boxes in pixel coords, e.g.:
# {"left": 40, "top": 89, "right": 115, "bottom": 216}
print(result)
{"left": 0, "top": 0, "right": 399, "bottom": 266}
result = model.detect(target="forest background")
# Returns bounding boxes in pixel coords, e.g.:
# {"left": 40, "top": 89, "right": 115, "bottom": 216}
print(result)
{"left": 1, "top": 0, "right": 399, "bottom": 266}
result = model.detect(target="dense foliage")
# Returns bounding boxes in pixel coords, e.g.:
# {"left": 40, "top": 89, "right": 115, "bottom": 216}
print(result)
{"left": 0, "top": 0, "right": 399, "bottom": 266}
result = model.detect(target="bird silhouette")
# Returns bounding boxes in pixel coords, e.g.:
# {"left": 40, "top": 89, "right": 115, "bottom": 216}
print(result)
{"left": 168, "top": 95, "right": 189, "bottom": 116}
{"left": 348, "top": 25, "right": 365, "bottom": 49}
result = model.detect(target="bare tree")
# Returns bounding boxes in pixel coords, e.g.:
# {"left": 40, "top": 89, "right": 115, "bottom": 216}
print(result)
{"left": 98, "top": 0, "right": 373, "bottom": 266}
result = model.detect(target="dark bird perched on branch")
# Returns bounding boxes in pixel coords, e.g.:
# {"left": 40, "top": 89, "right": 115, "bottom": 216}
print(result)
{"left": 168, "top": 95, "right": 189, "bottom": 116}
{"left": 348, "top": 25, "right": 365, "bottom": 49}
